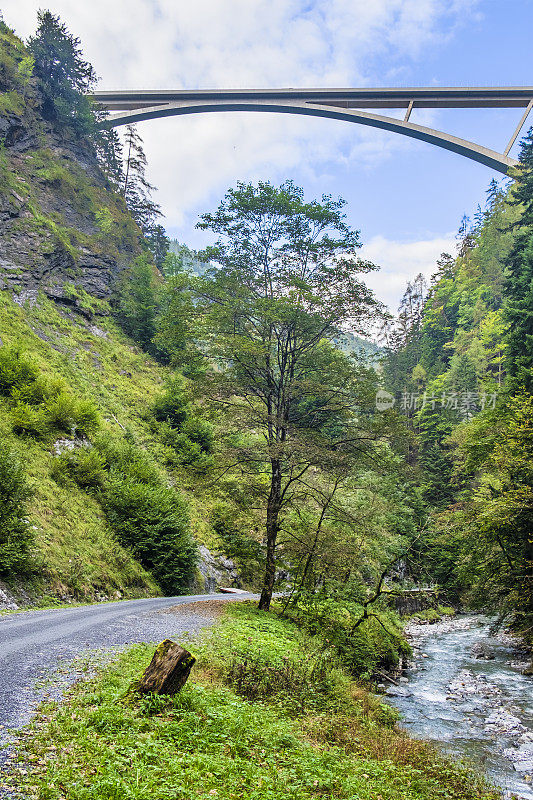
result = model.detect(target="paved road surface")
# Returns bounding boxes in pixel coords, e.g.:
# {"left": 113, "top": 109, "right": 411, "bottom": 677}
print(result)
{"left": 0, "top": 593, "right": 255, "bottom": 762}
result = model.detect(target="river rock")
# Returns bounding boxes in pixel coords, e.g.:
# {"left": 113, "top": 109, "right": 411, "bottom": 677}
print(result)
{"left": 484, "top": 710, "right": 525, "bottom": 734}
{"left": 386, "top": 686, "right": 412, "bottom": 697}
{"left": 470, "top": 641, "right": 496, "bottom": 660}
{"left": 504, "top": 745, "right": 533, "bottom": 770}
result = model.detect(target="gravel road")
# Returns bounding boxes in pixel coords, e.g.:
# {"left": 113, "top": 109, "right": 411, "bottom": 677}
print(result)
{"left": 0, "top": 592, "right": 255, "bottom": 764}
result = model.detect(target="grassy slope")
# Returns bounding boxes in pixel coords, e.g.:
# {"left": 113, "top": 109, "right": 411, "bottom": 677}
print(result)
{"left": 5, "top": 604, "right": 497, "bottom": 800}
{"left": 0, "top": 290, "right": 220, "bottom": 601}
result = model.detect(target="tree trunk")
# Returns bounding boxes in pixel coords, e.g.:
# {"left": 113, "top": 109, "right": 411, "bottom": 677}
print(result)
{"left": 258, "top": 457, "right": 282, "bottom": 611}
{"left": 129, "top": 639, "right": 195, "bottom": 695}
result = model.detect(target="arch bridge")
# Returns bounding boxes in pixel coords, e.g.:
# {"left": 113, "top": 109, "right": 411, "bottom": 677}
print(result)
{"left": 92, "top": 87, "right": 533, "bottom": 174}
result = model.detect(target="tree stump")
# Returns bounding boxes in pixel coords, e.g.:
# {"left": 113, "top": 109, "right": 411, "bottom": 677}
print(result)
{"left": 131, "top": 639, "right": 196, "bottom": 695}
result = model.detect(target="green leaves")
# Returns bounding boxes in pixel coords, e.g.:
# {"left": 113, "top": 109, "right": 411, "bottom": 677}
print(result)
{"left": 28, "top": 10, "right": 97, "bottom": 135}
{"left": 101, "top": 478, "right": 196, "bottom": 595}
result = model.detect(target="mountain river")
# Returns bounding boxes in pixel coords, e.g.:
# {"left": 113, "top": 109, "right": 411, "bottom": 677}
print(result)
{"left": 384, "top": 615, "right": 533, "bottom": 799}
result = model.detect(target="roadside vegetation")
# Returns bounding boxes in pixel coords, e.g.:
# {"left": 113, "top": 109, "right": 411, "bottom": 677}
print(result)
{"left": 5, "top": 604, "right": 498, "bottom": 800}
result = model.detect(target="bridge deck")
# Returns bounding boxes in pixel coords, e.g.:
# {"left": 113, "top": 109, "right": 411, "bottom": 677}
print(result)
{"left": 93, "top": 86, "right": 533, "bottom": 111}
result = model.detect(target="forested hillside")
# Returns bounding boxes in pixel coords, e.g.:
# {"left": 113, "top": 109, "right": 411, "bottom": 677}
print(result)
{"left": 381, "top": 147, "right": 533, "bottom": 644}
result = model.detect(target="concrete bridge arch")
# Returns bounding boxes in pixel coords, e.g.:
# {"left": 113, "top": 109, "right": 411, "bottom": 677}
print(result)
{"left": 93, "top": 87, "right": 533, "bottom": 175}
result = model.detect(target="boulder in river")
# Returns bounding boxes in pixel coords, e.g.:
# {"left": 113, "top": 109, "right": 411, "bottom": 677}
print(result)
{"left": 470, "top": 641, "right": 496, "bottom": 660}
{"left": 386, "top": 686, "right": 413, "bottom": 698}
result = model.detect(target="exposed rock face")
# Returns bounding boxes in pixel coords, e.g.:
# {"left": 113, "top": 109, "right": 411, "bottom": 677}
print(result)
{"left": 0, "top": 581, "right": 20, "bottom": 610}
{"left": 391, "top": 589, "right": 440, "bottom": 616}
{"left": 197, "top": 545, "right": 241, "bottom": 592}
{"left": 0, "top": 112, "right": 37, "bottom": 151}
{"left": 0, "top": 111, "right": 139, "bottom": 315}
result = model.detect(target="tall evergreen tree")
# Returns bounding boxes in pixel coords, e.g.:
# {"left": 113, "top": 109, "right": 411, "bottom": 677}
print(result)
{"left": 28, "top": 11, "right": 96, "bottom": 135}
{"left": 121, "top": 125, "right": 168, "bottom": 265}
{"left": 94, "top": 127, "right": 125, "bottom": 189}
{"left": 505, "top": 128, "right": 533, "bottom": 391}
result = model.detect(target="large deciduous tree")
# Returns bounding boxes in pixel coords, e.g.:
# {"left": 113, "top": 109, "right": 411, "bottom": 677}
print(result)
{"left": 176, "top": 181, "right": 381, "bottom": 610}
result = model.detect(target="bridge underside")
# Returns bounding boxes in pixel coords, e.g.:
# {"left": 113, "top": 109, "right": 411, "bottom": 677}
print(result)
{"left": 92, "top": 87, "right": 533, "bottom": 175}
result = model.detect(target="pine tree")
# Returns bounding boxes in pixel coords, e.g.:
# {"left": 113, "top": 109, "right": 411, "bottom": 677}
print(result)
{"left": 505, "top": 128, "right": 533, "bottom": 391}
{"left": 28, "top": 11, "right": 97, "bottom": 135}
{"left": 93, "top": 127, "right": 125, "bottom": 189}
{"left": 121, "top": 125, "right": 167, "bottom": 263}
{"left": 144, "top": 223, "right": 170, "bottom": 271}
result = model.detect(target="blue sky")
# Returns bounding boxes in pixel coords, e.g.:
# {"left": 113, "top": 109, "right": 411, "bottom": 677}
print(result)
{"left": 4, "top": 0, "right": 531, "bottom": 311}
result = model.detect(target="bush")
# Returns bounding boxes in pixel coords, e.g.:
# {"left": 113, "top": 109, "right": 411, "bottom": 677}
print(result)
{"left": 201, "top": 605, "right": 356, "bottom": 715}
{"left": 95, "top": 438, "right": 162, "bottom": 486}
{"left": 0, "top": 349, "right": 99, "bottom": 439}
{"left": 44, "top": 392, "right": 100, "bottom": 437}
{"left": 11, "top": 402, "right": 49, "bottom": 438}
{"left": 283, "top": 597, "right": 410, "bottom": 679}
{"left": 101, "top": 478, "right": 196, "bottom": 594}
{"left": 182, "top": 416, "right": 214, "bottom": 453}
{"left": 0, "top": 441, "right": 34, "bottom": 574}
{"left": 51, "top": 447, "right": 106, "bottom": 490}
{"left": 160, "top": 425, "right": 214, "bottom": 469}
{"left": 10, "top": 374, "right": 63, "bottom": 406}
{"left": 151, "top": 380, "right": 214, "bottom": 468}
{"left": 0, "top": 348, "right": 38, "bottom": 395}
{"left": 151, "top": 377, "right": 189, "bottom": 428}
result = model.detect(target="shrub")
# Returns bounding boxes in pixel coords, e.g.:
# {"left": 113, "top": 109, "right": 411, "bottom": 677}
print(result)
{"left": 11, "top": 402, "right": 49, "bottom": 438}
{"left": 0, "top": 348, "right": 38, "bottom": 396}
{"left": 44, "top": 392, "right": 100, "bottom": 437}
{"left": 101, "top": 478, "right": 196, "bottom": 594}
{"left": 201, "top": 606, "right": 354, "bottom": 715}
{"left": 10, "top": 374, "right": 63, "bottom": 406}
{"left": 95, "top": 438, "right": 161, "bottom": 486}
{"left": 160, "top": 425, "right": 214, "bottom": 469}
{"left": 151, "top": 380, "right": 214, "bottom": 468}
{"left": 151, "top": 377, "right": 189, "bottom": 428}
{"left": 51, "top": 447, "right": 106, "bottom": 490}
{"left": 283, "top": 597, "right": 410, "bottom": 679}
{"left": 0, "top": 441, "right": 34, "bottom": 574}
{"left": 224, "top": 647, "right": 346, "bottom": 712}
{"left": 182, "top": 416, "right": 214, "bottom": 453}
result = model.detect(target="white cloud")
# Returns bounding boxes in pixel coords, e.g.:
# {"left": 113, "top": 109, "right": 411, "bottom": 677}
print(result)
{"left": 361, "top": 233, "right": 456, "bottom": 310}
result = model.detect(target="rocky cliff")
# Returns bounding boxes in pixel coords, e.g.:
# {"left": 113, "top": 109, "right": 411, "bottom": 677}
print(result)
{"left": 0, "top": 24, "right": 141, "bottom": 316}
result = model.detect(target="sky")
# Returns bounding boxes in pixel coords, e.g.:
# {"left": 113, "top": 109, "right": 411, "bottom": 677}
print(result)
{"left": 3, "top": 0, "right": 532, "bottom": 312}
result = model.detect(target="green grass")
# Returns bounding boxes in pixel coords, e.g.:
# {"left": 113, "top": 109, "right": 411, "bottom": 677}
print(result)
{"left": 0, "top": 290, "right": 235, "bottom": 600}
{"left": 5, "top": 604, "right": 498, "bottom": 800}
{"left": 0, "top": 291, "right": 171, "bottom": 599}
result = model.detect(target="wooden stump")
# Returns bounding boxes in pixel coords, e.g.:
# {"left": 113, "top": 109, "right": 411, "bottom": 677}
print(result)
{"left": 131, "top": 639, "right": 196, "bottom": 696}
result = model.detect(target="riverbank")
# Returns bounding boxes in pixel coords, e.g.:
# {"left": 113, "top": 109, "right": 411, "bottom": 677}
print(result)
{"left": 386, "top": 614, "right": 533, "bottom": 800}
{"left": 3, "top": 603, "right": 497, "bottom": 800}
